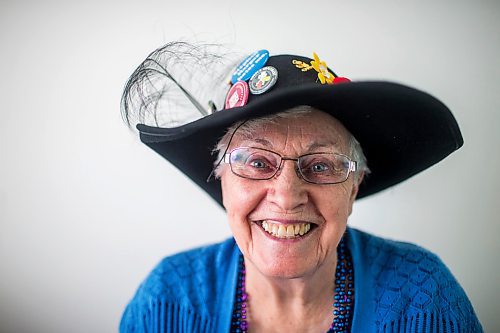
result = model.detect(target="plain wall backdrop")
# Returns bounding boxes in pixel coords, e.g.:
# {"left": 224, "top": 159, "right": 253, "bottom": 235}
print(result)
{"left": 0, "top": 0, "right": 498, "bottom": 332}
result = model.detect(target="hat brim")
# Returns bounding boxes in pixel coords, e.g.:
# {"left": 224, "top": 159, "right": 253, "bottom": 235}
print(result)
{"left": 137, "top": 81, "right": 463, "bottom": 207}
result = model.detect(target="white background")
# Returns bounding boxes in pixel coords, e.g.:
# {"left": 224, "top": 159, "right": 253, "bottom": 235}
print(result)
{"left": 1, "top": 1, "right": 498, "bottom": 332}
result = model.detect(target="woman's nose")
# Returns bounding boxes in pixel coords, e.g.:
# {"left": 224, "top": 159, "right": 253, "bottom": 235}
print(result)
{"left": 267, "top": 160, "right": 308, "bottom": 211}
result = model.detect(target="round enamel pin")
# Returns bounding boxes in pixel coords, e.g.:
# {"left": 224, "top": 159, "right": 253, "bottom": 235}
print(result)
{"left": 248, "top": 66, "right": 278, "bottom": 95}
{"left": 225, "top": 81, "right": 249, "bottom": 109}
{"left": 231, "top": 50, "right": 269, "bottom": 84}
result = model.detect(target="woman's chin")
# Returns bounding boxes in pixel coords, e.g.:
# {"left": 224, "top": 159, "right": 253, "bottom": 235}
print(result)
{"left": 242, "top": 222, "right": 323, "bottom": 279}
{"left": 249, "top": 250, "right": 318, "bottom": 280}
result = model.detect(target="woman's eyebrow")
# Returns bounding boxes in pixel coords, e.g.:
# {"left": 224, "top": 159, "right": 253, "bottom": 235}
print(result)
{"left": 241, "top": 138, "right": 273, "bottom": 147}
{"left": 307, "top": 141, "right": 340, "bottom": 151}
{"left": 239, "top": 139, "right": 341, "bottom": 152}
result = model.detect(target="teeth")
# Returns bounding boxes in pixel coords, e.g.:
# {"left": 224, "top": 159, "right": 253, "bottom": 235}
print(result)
{"left": 272, "top": 224, "right": 279, "bottom": 235}
{"left": 299, "top": 224, "right": 305, "bottom": 236}
{"left": 260, "top": 220, "right": 313, "bottom": 239}
{"left": 278, "top": 225, "right": 286, "bottom": 237}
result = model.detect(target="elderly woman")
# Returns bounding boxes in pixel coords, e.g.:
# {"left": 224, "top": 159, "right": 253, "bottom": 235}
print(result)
{"left": 119, "top": 44, "right": 482, "bottom": 332}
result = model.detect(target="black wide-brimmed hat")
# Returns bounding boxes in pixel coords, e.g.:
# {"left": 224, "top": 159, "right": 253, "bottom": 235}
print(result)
{"left": 128, "top": 50, "right": 463, "bottom": 206}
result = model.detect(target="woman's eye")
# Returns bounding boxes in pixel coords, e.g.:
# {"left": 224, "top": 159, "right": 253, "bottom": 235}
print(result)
{"left": 249, "top": 159, "right": 268, "bottom": 169}
{"left": 311, "top": 163, "right": 329, "bottom": 172}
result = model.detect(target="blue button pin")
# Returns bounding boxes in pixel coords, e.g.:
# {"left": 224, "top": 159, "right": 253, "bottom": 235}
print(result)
{"left": 231, "top": 50, "right": 269, "bottom": 84}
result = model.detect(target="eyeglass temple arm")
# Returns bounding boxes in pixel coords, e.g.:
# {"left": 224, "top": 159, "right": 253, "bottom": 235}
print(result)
{"left": 349, "top": 161, "right": 357, "bottom": 172}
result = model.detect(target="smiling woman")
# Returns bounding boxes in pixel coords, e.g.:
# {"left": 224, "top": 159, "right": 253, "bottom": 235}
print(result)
{"left": 219, "top": 109, "right": 359, "bottom": 282}
{"left": 218, "top": 110, "right": 360, "bottom": 332}
{"left": 119, "top": 42, "right": 482, "bottom": 332}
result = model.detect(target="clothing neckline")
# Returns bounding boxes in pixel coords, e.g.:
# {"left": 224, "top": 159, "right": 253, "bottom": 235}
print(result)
{"left": 229, "top": 234, "right": 354, "bottom": 332}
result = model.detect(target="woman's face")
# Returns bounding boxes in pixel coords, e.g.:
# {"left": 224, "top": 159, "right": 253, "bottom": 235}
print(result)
{"left": 220, "top": 110, "right": 361, "bottom": 279}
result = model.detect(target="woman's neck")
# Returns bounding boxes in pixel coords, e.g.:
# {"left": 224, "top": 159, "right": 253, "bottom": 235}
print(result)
{"left": 243, "top": 254, "right": 337, "bottom": 333}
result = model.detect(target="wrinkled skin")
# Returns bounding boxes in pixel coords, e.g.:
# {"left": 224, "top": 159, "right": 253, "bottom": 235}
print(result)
{"left": 219, "top": 110, "right": 363, "bottom": 332}
{"left": 221, "top": 110, "right": 362, "bottom": 279}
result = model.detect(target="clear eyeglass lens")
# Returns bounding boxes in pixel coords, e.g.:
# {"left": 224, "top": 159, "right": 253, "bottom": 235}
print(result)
{"left": 228, "top": 147, "right": 352, "bottom": 184}
{"left": 298, "top": 154, "right": 350, "bottom": 184}
{"left": 229, "top": 148, "right": 280, "bottom": 179}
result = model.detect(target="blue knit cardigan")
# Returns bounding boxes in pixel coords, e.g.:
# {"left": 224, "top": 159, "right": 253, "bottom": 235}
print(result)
{"left": 120, "top": 228, "right": 482, "bottom": 332}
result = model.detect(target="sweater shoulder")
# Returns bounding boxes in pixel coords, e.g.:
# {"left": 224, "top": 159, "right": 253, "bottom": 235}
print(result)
{"left": 350, "top": 227, "right": 445, "bottom": 277}
{"left": 141, "top": 238, "right": 238, "bottom": 307}
{"left": 121, "top": 238, "right": 238, "bottom": 324}
{"left": 120, "top": 238, "right": 239, "bottom": 333}
{"left": 348, "top": 228, "right": 482, "bottom": 332}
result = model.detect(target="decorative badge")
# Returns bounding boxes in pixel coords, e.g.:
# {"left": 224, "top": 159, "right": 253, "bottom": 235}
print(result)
{"left": 292, "top": 52, "right": 351, "bottom": 85}
{"left": 225, "top": 81, "right": 250, "bottom": 109}
{"left": 231, "top": 50, "right": 270, "bottom": 84}
{"left": 248, "top": 66, "right": 278, "bottom": 95}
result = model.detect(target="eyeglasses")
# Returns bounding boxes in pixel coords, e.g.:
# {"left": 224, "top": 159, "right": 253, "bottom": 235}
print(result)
{"left": 223, "top": 147, "right": 357, "bottom": 185}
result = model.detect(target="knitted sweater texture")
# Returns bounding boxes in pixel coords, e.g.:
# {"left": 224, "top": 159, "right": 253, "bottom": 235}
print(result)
{"left": 120, "top": 228, "right": 482, "bottom": 332}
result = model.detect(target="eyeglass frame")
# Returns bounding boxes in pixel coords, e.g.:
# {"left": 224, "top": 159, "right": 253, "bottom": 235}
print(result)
{"left": 222, "top": 146, "right": 357, "bottom": 185}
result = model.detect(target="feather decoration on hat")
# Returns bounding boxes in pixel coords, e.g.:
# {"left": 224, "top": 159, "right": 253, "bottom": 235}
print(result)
{"left": 121, "top": 42, "right": 241, "bottom": 129}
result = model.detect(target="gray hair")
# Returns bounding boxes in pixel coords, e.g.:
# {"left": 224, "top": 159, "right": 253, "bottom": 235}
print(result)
{"left": 212, "top": 106, "right": 370, "bottom": 182}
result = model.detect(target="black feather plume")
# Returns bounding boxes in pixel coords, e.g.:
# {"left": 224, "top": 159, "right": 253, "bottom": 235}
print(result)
{"left": 121, "top": 42, "right": 242, "bottom": 129}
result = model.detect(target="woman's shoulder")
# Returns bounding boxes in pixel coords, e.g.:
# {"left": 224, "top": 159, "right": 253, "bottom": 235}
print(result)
{"left": 348, "top": 228, "right": 482, "bottom": 331}
{"left": 120, "top": 238, "right": 239, "bottom": 333}
{"left": 348, "top": 227, "right": 464, "bottom": 298}
{"left": 139, "top": 237, "right": 238, "bottom": 301}
{"left": 348, "top": 227, "right": 444, "bottom": 269}
{"left": 151, "top": 238, "right": 238, "bottom": 281}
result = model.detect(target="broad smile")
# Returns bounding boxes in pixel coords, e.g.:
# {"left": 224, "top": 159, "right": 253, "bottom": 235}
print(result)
{"left": 257, "top": 220, "right": 316, "bottom": 239}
